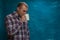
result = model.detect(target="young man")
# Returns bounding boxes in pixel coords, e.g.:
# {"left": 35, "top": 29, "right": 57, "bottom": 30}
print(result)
{"left": 5, "top": 2, "right": 29, "bottom": 40}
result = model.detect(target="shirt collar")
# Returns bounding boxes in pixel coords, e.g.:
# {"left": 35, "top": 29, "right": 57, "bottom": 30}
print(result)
{"left": 13, "top": 11, "right": 21, "bottom": 18}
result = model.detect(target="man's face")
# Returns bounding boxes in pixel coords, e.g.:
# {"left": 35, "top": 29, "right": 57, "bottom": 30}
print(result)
{"left": 17, "top": 5, "right": 28, "bottom": 16}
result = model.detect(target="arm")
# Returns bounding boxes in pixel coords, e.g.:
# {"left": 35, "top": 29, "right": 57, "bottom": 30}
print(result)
{"left": 5, "top": 16, "right": 21, "bottom": 36}
{"left": 24, "top": 22, "right": 30, "bottom": 40}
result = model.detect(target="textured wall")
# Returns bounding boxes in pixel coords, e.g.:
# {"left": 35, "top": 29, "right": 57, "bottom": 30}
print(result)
{"left": 0, "top": 0, "right": 60, "bottom": 40}
{"left": 0, "top": 0, "right": 7, "bottom": 40}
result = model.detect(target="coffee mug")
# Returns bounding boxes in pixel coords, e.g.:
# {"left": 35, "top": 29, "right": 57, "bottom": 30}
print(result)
{"left": 25, "top": 14, "right": 29, "bottom": 21}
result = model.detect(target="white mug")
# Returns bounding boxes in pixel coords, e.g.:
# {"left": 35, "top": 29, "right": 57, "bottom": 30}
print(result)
{"left": 25, "top": 14, "right": 29, "bottom": 21}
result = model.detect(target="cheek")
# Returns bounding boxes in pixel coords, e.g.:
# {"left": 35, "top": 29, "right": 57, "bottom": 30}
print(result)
{"left": 20, "top": 10, "right": 23, "bottom": 13}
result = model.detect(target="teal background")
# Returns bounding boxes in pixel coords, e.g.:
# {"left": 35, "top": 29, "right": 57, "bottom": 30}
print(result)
{"left": 0, "top": 0, "right": 60, "bottom": 40}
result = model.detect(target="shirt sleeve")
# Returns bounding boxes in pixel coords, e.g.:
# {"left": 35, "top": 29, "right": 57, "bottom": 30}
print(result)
{"left": 26, "top": 26, "right": 30, "bottom": 40}
{"left": 24, "top": 22, "right": 30, "bottom": 40}
{"left": 5, "top": 16, "right": 21, "bottom": 35}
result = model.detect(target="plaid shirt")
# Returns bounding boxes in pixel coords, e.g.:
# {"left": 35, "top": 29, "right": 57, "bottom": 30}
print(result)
{"left": 5, "top": 11, "right": 30, "bottom": 40}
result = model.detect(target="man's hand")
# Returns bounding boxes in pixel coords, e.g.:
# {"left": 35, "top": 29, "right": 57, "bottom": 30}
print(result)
{"left": 21, "top": 15, "right": 26, "bottom": 22}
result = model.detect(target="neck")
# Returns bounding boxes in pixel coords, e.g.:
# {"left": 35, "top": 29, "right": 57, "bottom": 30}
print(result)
{"left": 16, "top": 11, "right": 22, "bottom": 18}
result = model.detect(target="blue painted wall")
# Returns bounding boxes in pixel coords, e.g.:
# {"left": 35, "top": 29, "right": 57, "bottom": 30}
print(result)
{"left": 0, "top": 0, "right": 60, "bottom": 40}
{"left": 0, "top": 0, "right": 7, "bottom": 40}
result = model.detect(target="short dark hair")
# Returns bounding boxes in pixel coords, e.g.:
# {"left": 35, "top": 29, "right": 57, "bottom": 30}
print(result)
{"left": 17, "top": 2, "right": 28, "bottom": 8}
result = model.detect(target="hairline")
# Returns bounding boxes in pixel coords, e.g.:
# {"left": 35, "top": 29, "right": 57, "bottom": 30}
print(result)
{"left": 17, "top": 2, "right": 28, "bottom": 8}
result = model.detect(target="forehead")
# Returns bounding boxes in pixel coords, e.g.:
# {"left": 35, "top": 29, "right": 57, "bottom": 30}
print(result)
{"left": 20, "top": 5, "right": 28, "bottom": 10}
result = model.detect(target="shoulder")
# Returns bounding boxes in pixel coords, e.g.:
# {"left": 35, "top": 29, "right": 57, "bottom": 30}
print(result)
{"left": 5, "top": 12, "right": 16, "bottom": 19}
{"left": 6, "top": 13, "right": 13, "bottom": 18}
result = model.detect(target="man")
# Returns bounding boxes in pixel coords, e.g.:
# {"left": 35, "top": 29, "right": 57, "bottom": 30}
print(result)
{"left": 5, "top": 2, "right": 29, "bottom": 40}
